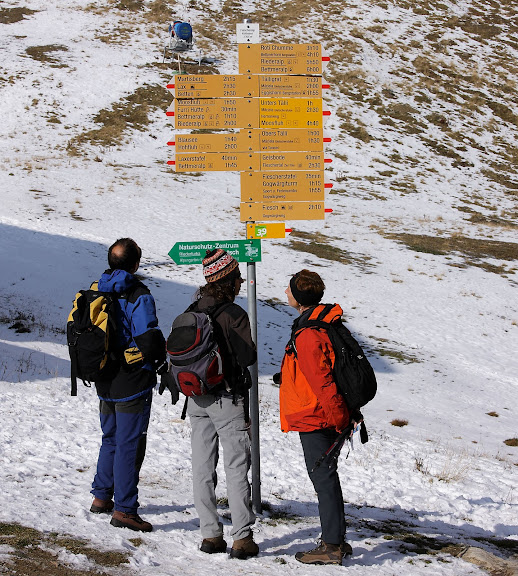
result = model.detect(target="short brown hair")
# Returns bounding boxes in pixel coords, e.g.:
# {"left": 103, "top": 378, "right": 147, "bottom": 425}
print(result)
{"left": 290, "top": 269, "right": 325, "bottom": 305}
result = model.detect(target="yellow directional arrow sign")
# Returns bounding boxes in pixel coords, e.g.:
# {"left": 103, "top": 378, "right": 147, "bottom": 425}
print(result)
{"left": 166, "top": 98, "right": 327, "bottom": 130}
{"left": 239, "top": 43, "right": 329, "bottom": 75}
{"left": 169, "top": 128, "right": 327, "bottom": 153}
{"left": 169, "top": 151, "right": 329, "bottom": 172}
{"left": 168, "top": 74, "right": 326, "bottom": 99}
{"left": 240, "top": 201, "right": 326, "bottom": 222}
{"left": 259, "top": 98, "right": 324, "bottom": 129}
{"left": 240, "top": 170, "right": 330, "bottom": 202}
{"left": 246, "top": 222, "right": 291, "bottom": 239}
{"left": 170, "top": 153, "right": 259, "bottom": 172}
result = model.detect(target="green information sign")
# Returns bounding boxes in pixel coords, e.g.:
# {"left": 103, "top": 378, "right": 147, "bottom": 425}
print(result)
{"left": 169, "top": 239, "right": 261, "bottom": 265}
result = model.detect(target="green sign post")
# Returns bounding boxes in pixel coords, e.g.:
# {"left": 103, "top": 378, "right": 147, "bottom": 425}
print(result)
{"left": 169, "top": 239, "right": 261, "bottom": 265}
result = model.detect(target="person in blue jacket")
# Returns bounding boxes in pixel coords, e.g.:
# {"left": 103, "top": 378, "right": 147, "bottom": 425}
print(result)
{"left": 89, "top": 238, "right": 169, "bottom": 532}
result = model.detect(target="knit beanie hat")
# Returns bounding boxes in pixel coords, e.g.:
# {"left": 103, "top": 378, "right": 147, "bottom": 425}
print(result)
{"left": 290, "top": 272, "right": 324, "bottom": 306}
{"left": 203, "top": 249, "right": 239, "bottom": 283}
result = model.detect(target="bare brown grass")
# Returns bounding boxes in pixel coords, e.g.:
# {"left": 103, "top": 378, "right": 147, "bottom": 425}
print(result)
{"left": 289, "top": 230, "right": 374, "bottom": 271}
{"left": 25, "top": 45, "right": 69, "bottom": 66}
{"left": 68, "top": 83, "right": 170, "bottom": 154}
{"left": 0, "top": 522, "right": 130, "bottom": 576}
{"left": 384, "top": 232, "right": 517, "bottom": 277}
{"left": 0, "top": 6, "right": 37, "bottom": 24}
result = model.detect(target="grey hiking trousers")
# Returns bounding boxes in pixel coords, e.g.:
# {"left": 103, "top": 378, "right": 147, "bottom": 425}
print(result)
{"left": 187, "top": 394, "right": 256, "bottom": 541}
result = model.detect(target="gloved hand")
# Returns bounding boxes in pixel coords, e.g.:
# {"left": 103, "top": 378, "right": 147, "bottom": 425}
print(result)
{"left": 272, "top": 372, "right": 281, "bottom": 385}
{"left": 158, "top": 370, "right": 179, "bottom": 405}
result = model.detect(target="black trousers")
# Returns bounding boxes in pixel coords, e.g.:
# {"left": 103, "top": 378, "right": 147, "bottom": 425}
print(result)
{"left": 299, "top": 428, "right": 346, "bottom": 545}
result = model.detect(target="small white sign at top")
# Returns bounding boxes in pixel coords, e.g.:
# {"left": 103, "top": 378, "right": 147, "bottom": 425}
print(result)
{"left": 236, "top": 22, "right": 260, "bottom": 43}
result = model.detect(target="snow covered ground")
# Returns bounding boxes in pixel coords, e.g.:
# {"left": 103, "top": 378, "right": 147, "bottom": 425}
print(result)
{"left": 0, "top": 0, "right": 517, "bottom": 574}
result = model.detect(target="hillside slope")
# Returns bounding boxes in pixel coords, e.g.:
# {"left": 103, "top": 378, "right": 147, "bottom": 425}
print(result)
{"left": 0, "top": 0, "right": 517, "bottom": 574}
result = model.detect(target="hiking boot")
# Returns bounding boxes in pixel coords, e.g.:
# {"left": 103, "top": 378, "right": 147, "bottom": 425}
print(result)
{"left": 110, "top": 510, "right": 153, "bottom": 532}
{"left": 295, "top": 541, "right": 342, "bottom": 565}
{"left": 90, "top": 498, "right": 114, "bottom": 514}
{"left": 341, "top": 541, "right": 353, "bottom": 557}
{"left": 229, "top": 533, "right": 259, "bottom": 560}
{"left": 200, "top": 535, "right": 227, "bottom": 554}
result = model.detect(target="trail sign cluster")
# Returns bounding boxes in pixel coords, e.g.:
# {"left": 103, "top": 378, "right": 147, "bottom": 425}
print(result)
{"left": 166, "top": 41, "right": 333, "bottom": 258}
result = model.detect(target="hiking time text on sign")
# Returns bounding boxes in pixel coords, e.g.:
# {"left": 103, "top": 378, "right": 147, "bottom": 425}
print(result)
{"left": 168, "top": 151, "right": 329, "bottom": 172}
{"left": 240, "top": 201, "right": 326, "bottom": 221}
{"left": 169, "top": 128, "right": 327, "bottom": 153}
{"left": 238, "top": 43, "right": 330, "bottom": 75}
{"left": 240, "top": 170, "right": 331, "bottom": 202}
{"left": 167, "top": 98, "right": 327, "bottom": 130}
{"left": 168, "top": 75, "right": 327, "bottom": 99}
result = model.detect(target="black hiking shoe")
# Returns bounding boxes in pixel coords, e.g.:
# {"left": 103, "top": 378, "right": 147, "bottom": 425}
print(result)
{"left": 110, "top": 510, "right": 153, "bottom": 532}
{"left": 200, "top": 536, "right": 227, "bottom": 554}
{"left": 90, "top": 498, "right": 114, "bottom": 514}
{"left": 341, "top": 541, "right": 353, "bottom": 557}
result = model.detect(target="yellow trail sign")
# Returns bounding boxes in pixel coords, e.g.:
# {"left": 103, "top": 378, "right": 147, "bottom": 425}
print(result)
{"left": 246, "top": 223, "right": 290, "bottom": 239}
{"left": 240, "top": 201, "right": 326, "bottom": 222}
{"left": 167, "top": 98, "right": 326, "bottom": 130}
{"left": 169, "top": 151, "right": 328, "bottom": 172}
{"left": 169, "top": 128, "right": 326, "bottom": 153}
{"left": 239, "top": 43, "right": 329, "bottom": 75}
{"left": 241, "top": 170, "right": 328, "bottom": 202}
{"left": 259, "top": 98, "right": 324, "bottom": 129}
{"left": 168, "top": 74, "right": 326, "bottom": 99}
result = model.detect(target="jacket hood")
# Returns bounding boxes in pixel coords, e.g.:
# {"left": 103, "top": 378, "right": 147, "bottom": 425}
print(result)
{"left": 98, "top": 269, "right": 139, "bottom": 294}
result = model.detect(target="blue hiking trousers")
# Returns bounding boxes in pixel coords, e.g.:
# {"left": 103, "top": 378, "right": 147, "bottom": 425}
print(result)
{"left": 91, "top": 390, "right": 152, "bottom": 513}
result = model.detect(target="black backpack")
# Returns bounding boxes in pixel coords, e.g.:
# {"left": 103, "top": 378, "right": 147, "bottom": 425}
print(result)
{"left": 66, "top": 282, "right": 120, "bottom": 396}
{"left": 290, "top": 304, "right": 377, "bottom": 415}
{"left": 166, "top": 303, "right": 230, "bottom": 397}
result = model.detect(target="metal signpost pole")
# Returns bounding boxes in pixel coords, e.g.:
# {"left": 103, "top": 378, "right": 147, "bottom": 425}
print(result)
{"left": 247, "top": 261, "right": 261, "bottom": 513}
{"left": 238, "top": 17, "right": 262, "bottom": 515}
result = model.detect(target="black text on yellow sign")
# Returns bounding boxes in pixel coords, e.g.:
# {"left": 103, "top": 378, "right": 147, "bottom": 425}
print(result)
{"left": 166, "top": 98, "right": 326, "bottom": 130}
{"left": 238, "top": 43, "right": 329, "bottom": 75}
{"left": 240, "top": 201, "right": 326, "bottom": 222}
{"left": 169, "top": 128, "right": 326, "bottom": 153}
{"left": 168, "top": 74, "right": 326, "bottom": 99}
{"left": 240, "top": 171, "right": 329, "bottom": 202}
{"left": 169, "top": 152, "right": 328, "bottom": 172}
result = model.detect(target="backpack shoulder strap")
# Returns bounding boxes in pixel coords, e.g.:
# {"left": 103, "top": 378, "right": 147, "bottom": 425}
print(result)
{"left": 189, "top": 301, "right": 232, "bottom": 320}
{"left": 209, "top": 301, "right": 232, "bottom": 320}
{"left": 119, "top": 280, "right": 149, "bottom": 302}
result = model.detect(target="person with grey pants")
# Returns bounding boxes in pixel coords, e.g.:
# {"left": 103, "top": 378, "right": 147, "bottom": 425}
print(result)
{"left": 186, "top": 249, "right": 259, "bottom": 559}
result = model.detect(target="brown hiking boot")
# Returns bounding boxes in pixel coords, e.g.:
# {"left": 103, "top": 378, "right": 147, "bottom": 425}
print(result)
{"left": 341, "top": 541, "right": 353, "bottom": 557}
{"left": 90, "top": 498, "right": 114, "bottom": 514}
{"left": 110, "top": 510, "right": 153, "bottom": 532}
{"left": 200, "top": 535, "right": 227, "bottom": 554}
{"left": 230, "top": 533, "right": 259, "bottom": 560}
{"left": 295, "top": 542, "right": 342, "bottom": 565}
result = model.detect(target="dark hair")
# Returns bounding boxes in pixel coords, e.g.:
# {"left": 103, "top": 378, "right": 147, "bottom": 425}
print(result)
{"left": 197, "top": 268, "right": 241, "bottom": 303}
{"left": 108, "top": 238, "right": 142, "bottom": 272}
{"left": 291, "top": 269, "right": 325, "bottom": 305}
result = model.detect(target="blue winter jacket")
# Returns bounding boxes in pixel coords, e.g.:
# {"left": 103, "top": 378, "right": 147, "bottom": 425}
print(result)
{"left": 96, "top": 269, "right": 166, "bottom": 400}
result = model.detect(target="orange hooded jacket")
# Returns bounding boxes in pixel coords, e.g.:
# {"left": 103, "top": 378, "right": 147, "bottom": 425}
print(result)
{"left": 280, "top": 304, "right": 350, "bottom": 433}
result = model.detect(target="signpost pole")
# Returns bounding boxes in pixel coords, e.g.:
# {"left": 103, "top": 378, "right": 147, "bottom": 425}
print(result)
{"left": 247, "top": 260, "right": 261, "bottom": 513}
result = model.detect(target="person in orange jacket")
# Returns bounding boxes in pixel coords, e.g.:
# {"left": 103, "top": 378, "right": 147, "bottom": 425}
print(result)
{"left": 279, "top": 269, "right": 353, "bottom": 566}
